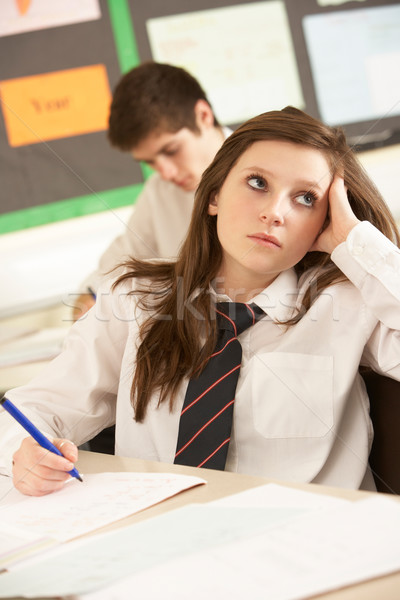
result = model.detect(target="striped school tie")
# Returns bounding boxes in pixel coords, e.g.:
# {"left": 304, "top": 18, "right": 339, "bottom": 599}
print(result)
{"left": 174, "top": 302, "right": 264, "bottom": 470}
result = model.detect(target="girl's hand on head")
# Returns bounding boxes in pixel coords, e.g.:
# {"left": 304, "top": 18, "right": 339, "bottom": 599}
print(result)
{"left": 310, "top": 174, "right": 360, "bottom": 255}
{"left": 12, "top": 436, "right": 79, "bottom": 496}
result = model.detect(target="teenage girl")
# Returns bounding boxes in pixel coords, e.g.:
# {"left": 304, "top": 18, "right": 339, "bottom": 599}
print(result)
{"left": 2, "top": 107, "right": 399, "bottom": 495}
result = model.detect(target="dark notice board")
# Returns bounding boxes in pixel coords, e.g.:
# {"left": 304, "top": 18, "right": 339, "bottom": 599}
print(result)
{"left": 0, "top": 0, "right": 398, "bottom": 233}
{"left": 0, "top": 0, "right": 142, "bottom": 232}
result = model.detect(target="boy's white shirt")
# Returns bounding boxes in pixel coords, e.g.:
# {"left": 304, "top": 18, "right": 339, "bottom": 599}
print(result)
{"left": 1, "top": 222, "right": 400, "bottom": 489}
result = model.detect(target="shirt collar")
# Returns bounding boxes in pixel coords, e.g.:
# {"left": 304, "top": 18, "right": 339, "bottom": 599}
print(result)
{"left": 210, "top": 268, "right": 299, "bottom": 323}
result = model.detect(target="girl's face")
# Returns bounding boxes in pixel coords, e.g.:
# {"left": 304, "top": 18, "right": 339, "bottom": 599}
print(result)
{"left": 208, "top": 140, "right": 331, "bottom": 299}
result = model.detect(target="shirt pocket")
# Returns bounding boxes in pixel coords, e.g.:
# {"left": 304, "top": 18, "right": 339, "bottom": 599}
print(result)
{"left": 251, "top": 352, "right": 333, "bottom": 439}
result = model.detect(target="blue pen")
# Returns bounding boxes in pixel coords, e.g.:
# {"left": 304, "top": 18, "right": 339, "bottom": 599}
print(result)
{"left": 0, "top": 396, "right": 83, "bottom": 482}
{"left": 88, "top": 287, "right": 97, "bottom": 301}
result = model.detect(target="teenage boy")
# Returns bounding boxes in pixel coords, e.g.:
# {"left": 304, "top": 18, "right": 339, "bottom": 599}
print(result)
{"left": 73, "top": 62, "right": 230, "bottom": 319}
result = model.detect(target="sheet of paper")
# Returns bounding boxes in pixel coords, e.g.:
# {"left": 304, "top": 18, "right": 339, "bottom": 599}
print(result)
{"left": 0, "top": 471, "right": 205, "bottom": 571}
{"left": 147, "top": 1, "right": 304, "bottom": 124}
{"left": 0, "top": 327, "right": 67, "bottom": 366}
{"left": 303, "top": 5, "right": 400, "bottom": 126}
{"left": 317, "top": 0, "right": 367, "bottom": 5}
{"left": 2, "top": 484, "right": 399, "bottom": 599}
{"left": 0, "top": 496, "right": 311, "bottom": 597}
{"left": 0, "top": 527, "right": 57, "bottom": 575}
{"left": 74, "top": 496, "right": 400, "bottom": 600}
{"left": 210, "top": 482, "right": 349, "bottom": 508}
{"left": 0, "top": 326, "right": 36, "bottom": 346}
{"left": 0, "top": 0, "right": 100, "bottom": 38}
{"left": 1, "top": 65, "right": 111, "bottom": 147}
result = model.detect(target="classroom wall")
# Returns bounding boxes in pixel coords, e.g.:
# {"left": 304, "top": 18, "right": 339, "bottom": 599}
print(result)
{"left": 1, "top": 143, "right": 399, "bottom": 318}
{"left": 1, "top": 0, "right": 399, "bottom": 318}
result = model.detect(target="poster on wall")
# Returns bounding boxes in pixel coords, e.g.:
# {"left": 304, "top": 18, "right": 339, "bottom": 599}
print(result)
{"left": 0, "top": 0, "right": 142, "bottom": 227}
{"left": 1, "top": 65, "right": 111, "bottom": 147}
{"left": 303, "top": 5, "right": 400, "bottom": 126}
{"left": 0, "top": 0, "right": 101, "bottom": 37}
{"left": 147, "top": 1, "right": 304, "bottom": 125}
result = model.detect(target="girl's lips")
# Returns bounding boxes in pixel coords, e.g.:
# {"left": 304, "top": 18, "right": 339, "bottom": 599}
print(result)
{"left": 248, "top": 233, "right": 281, "bottom": 248}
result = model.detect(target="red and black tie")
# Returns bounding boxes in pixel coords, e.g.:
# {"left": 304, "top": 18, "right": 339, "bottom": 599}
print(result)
{"left": 174, "top": 302, "right": 264, "bottom": 470}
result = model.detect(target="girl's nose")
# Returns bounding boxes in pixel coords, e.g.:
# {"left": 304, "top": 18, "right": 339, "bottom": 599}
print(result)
{"left": 259, "top": 194, "right": 286, "bottom": 226}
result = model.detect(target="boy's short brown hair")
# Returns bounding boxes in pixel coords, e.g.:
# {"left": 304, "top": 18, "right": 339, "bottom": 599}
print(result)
{"left": 108, "top": 62, "right": 219, "bottom": 151}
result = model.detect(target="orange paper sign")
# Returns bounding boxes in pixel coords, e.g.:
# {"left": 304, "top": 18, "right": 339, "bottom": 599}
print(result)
{"left": 16, "top": 0, "right": 31, "bottom": 15}
{"left": 0, "top": 64, "right": 111, "bottom": 147}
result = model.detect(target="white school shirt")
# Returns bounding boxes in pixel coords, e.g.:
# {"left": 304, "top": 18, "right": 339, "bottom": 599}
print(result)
{"left": 1, "top": 222, "right": 400, "bottom": 489}
{"left": 83, "top": 128, "right": 232, "bottom": 291}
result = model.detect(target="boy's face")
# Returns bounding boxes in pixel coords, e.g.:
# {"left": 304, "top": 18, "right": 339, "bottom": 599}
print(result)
{"left": 131, "top": 111, "right": 223, "bottom": 192}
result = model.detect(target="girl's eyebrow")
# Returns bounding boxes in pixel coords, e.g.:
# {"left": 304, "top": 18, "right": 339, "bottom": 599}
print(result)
{"left": 298, "top": 180, "right": 325, "bottom": 193}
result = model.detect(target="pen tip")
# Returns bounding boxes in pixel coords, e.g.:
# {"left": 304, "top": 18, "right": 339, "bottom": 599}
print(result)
{"left": 77, "top": 475, "right": 83, "bottom": 482}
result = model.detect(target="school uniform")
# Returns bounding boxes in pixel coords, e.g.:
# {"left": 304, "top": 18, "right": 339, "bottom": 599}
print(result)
{"left": 1, "top": 222, "right": 399, "bottom": 489}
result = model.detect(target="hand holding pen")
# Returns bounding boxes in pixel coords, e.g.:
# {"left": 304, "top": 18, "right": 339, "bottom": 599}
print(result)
{"left": 1, "top": 396, "right": 82, "bottom": 496}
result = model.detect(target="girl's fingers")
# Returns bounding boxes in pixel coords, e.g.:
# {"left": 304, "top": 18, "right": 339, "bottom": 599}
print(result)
{"left": 311, "top": 174, "right": 360, "bottom": 254}
{"left": 53, "top": 438, "right": 79, "bottom": 463}
{"left": 12, "top": 437, "right": 77, "bottom": 496}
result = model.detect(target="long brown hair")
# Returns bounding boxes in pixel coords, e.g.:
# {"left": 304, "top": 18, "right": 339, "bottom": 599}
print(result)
{"left": 115, "top": 106, "right": 400, "bottom": 421}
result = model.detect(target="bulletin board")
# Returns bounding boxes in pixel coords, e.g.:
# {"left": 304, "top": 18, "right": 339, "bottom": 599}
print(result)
{"left": 0, "top": 0, "right": 142, "bottom": 233}
{"left": 1, "top": 0, "right": 399, "bottom": 234}
{"left": 135, "top": 0, "right": 400, "bottom": 143}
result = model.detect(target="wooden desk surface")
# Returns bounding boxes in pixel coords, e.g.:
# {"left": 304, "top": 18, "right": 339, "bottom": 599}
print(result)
{"left": 72, "top": 450, "right": 400, "bottom": 600}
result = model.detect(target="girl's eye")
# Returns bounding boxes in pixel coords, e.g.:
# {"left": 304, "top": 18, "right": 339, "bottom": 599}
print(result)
{"left": 247, "top": 175, "right": 267, "bottom": 191}
{"left": 295, "top": 192, "right": 317, "bottom": 207}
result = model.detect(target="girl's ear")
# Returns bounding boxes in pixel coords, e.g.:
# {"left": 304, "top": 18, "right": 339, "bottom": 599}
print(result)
{"left": 208, "top": 193, "right": 218, "bottom": 215}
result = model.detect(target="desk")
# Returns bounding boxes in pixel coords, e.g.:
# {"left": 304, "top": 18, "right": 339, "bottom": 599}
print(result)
{"left": 2, "top": 451, "right": 400, "bottom": 599}
{"left": 0, "top": 303, "right": 71, "bottom": 392}
{"left": 63, "top": 450, "right": 400, "bottom": 600}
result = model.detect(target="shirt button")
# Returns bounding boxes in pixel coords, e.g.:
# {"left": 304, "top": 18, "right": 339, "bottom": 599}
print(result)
{"left": 352, "top": 245, "right": 364, "bottom": 256}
